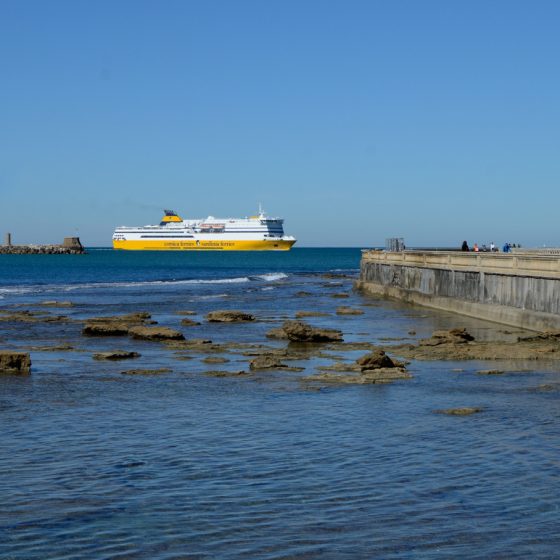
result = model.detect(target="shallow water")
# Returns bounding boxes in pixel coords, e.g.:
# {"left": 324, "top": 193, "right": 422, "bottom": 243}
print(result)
{"left": 1, "top": 249, "right": 559, "bottom": 559}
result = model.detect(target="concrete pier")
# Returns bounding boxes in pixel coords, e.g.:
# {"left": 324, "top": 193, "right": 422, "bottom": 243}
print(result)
{"left": 357, "top": 250, "right": 560, "bottom": 332}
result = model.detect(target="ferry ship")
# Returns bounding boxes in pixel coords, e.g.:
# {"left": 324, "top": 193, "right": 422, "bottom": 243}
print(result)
{"left": 112, "top": 207, "right": 297, "bottom": 251}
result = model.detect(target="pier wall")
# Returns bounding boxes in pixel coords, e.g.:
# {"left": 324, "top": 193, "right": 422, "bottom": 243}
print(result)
{"left": 357, "top": 251, "right": 560, "bottom": 331}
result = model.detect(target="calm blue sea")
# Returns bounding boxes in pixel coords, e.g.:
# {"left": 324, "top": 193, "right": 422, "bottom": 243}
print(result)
{"left": 1, "top": 248, "right": 559, "bottom": 559}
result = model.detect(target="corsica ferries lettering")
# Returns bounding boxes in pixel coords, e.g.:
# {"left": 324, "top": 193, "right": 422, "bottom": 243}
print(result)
{"left": 112, "top": 209, "right": 296, "bottom": 251}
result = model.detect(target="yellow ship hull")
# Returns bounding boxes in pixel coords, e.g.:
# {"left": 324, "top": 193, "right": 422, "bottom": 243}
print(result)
{"left": 113, "top": 239, "right": 296, "bottom": 251}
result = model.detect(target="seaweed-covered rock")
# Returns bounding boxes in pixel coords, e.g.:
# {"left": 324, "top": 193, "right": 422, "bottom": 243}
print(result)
{"left": 120, "top": 368, "right": 172, "bottom": 375}
{"left": 266, "top": 327, "right": 289, "bottom": 339}
{"left": 420, "top": 328, "right": 475, "bottom": 346}
{"left": 282, "top": 320, "right": 343, "bottom": 342}
{"left": 250, "top": 355, "right": 287, "bottom": 370}
{"left": 206, "top": 310, "right": 255, "bottom": 322}
{"left": 202, "top": 356, "right": 230, "bottom": 364}
{"left": 295, "top": 311, "right": 329, "bottom": 318}
{"left": 0, "top": 310, "right": 68, "bottom": 323}
{"left": 435, "top": 407, "right": 483, "bottom": 416}
{"left": 83, "top": 322, "right": 129, "bottom": 336}
{"left": 356, "top": 350, "right": 395, "bottom": 370}
{"left": 88, "top": 312, "right": 151, "bottom": 324}
{"left": 93, "top": 351, "right": 141, "bottom": 360}
{"left": 128, "top": 326, "right": 185, "bottom": 341}
{"left": 0, "top": 351, "right": 31, "bottom": 374}
{"left": 181, "top": 318, "right": 201, "bottom": 326}
{"left": 336, "top": 307, "right": 364, "bottom": 315}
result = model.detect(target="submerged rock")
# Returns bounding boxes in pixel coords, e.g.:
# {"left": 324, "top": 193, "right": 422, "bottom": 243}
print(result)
{"left": 93, "top": 351, "right": 141, "bottom": 361}
{"left": 295, "top": 311, "right": 329, "bottom": 318}
{"left": 331, "top": 293, "right": 350, "bottom": 299}
{"left": 0, "top": 351, "right": 31, "bottom": 374}
{"left": 175, "top": 310, "right": 197, "bottom": 316}
{"left": 205, "top": 370, "right": 250, "bottom": 377}
{"left": 29, "top": 344, "right": 75, "bottom": 352}
{"left": 88, "top": 312, "right": 151, "bottom": 324}
{"left": 120, "top": 368, "right": 172, "bottom": 375}
{"left": 0, "top": 310, "right": 68, "bottom": 323}
{"left": 421, "top": 328, "right": 475, "bottom": 346}
{"left": 282, "top": 320, "right": 343, "bottom": 343}
{"left": 202, "top": 356, "right": 230, "bottom": 364}
{"left": 83, "top": 322, "right": 129, "bottom": 336}
{"left": 303, "top": 367, "right": 411, "bottom": 385}
{"left": 435, "top": 407, "right": 483, "bottom": 416}
{"left": 206, "top": 310, "right": 255, "bottom": 322}
{"left": 39, "top": 300, "right": 74, "bottom": 307}
{"left": 180, "top": 318, "right": 201, "bottom": 326}
{"left": 336, "top": 306, "right": 364, "bottom": 315}
{"left": 266, "top": 327, "right": 289, "bottom": 339}
{"left": 248, "top": 354, "right": 304, "bottom": 371}
{"left": 128, "top": 326, "right": 185, "bottom": 341}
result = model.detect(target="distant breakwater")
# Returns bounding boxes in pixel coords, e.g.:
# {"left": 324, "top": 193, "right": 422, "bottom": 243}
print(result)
{"left": 357, "top": 250, "right": 560, "bottom": 332}
{"left": 0, "top": 245, "right": 84, "bottom": 255}
{"left": 1, "top": 236, "right": 85, "bottom": 255}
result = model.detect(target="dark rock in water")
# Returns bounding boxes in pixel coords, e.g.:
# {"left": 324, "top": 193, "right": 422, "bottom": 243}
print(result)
{"left": 266, "top": 327, "right": 289, "bottom": 339}
{"left": 477, "top": 369, "right": 505, "bottom": 375}
{"left": 295, "top": 291, "right": 313, "bottom": 297}
{"left": 83, "top": 322, "right": 129, "bottom": 336}
{"left": 435, "top": 407, "right": 483, "bottom": 416}
{"left": 249, "top": 355, "right": 286, "bottom": 370}
{"left": 303, "top": 367, "right": 411, "bottom": 384}
{"left": 282, "top": 320, "right": 343, "bottom": 343}
{"left": 336, "top": 306, "right": 364, "bottom": 316}
{"left": 120, "top": 368, "right": 172, "bottom": 375}
{"left": 295, "top": 311, "right": 329, "bottom": 318}
{"left": 184, "top": 338, "right": 213, "bottom": 346}
{"left": 202, "top": 356, "right": 230, "bottom": 364}
{"left": 93, "top": 351, "right": 141, "bottom": 361}
{"left": 0, "top": 351, "right": 31, "bottom": 374}
{"left": 205, "top": 370, "right": 250, "bottom": 377}
{"left": 88, "top": 312, "right": 151, "bottom": 324}
{"left": 420, "top": 327, "right": 475, "bottom": 346}
{"left": 0, "top": 310, "right": 68, "bottom": 323}
{"left": 29, "top": 344, "right": 75, "bottom": 352}
{"left": 128, "top": 326, "right": 185, "bottom": 341}
{"left": 361, "top": 368, "right": 412, "bottom": 382}
{"left": 206, "top": 310, "right": 255, "bottom": 322}
{"left": 39, "top": 300, "right": 74, "bottom": 307}
{"left": 356, "top": 350, "right": 395, "bottom": 370}
{"left": 181, "top": 318, "right": 201, "bottom": 326}
{"left": 330, "top": 293, "right": 350, "bottom": 299}
{"left": 175, "top": 310, "right": 197, "bottom": 316}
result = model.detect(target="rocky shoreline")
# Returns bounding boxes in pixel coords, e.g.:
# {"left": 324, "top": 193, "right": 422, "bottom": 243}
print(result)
{"left": 3, "top": 295, "right": 560, "bottom": 396}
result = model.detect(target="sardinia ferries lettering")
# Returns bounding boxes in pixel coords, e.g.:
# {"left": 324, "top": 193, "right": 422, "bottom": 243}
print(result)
{"left": 162, "top": 241, "right": 235, "bottom": 249}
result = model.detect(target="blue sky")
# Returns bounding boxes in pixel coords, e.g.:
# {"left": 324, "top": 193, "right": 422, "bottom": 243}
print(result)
{"left": 1, "top": 0, "right": 559, "bottom": 247}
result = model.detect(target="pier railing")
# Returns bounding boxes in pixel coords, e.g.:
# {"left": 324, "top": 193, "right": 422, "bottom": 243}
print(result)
{"left": 361, "top": 250, "right": 560, "bottom": 279}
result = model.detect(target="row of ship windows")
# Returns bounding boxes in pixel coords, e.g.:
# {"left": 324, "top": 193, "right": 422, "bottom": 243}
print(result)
{"left": 121, "top": 230, "right": 284, "bottom": 234}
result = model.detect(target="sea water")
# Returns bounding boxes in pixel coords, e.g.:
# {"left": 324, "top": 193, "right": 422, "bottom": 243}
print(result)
{"left": 0, "top": 248, "right": 559, "bottom": 559}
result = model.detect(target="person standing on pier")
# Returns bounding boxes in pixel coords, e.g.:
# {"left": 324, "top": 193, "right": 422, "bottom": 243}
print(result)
{"left": 461, "top": 241, "right": 470, "bottom": 251}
